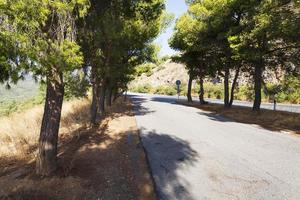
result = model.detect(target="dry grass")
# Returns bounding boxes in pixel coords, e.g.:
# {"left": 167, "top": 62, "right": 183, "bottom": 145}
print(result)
{"left": 0, "top": 98, "right": 91, "bottom": 163}
{"left": 179, "top": 101, "right": 300, "bottom": 134}
{"left": 0, "top": 98, "right": 155, "bottom": 200}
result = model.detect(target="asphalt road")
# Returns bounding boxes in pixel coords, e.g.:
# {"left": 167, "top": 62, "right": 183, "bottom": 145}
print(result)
{"left": 131, "top": 93, "right": 300, "bottom": 200}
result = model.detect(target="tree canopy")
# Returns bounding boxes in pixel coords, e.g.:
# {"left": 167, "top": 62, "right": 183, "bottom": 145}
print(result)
{"left": 170, "top": 0, "right": 300, "bottom": 109}
{"left": 0, "top": 0, "right": 167, "bottom": 175}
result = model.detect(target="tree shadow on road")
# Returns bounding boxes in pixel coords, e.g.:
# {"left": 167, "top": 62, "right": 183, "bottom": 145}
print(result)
{"left": 150, "top": 97, "right": 178, "bottom": 105}
{"left": 177, "top": 99, "right": 299, "bottom": 134}
{"left": 128, "top": 95, "right": 156, "bottom": 116}
{"left": 192, "top": 104, "right": 300, "bottom": 133}
{"left": 139, "top": 128, "right": 199, "bottom": 200}
{"left": 196, "top": 112, "right": 235, "bottom": 123}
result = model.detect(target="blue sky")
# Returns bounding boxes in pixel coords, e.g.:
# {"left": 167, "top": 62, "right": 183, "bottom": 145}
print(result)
{"left": 155, "top": 0, "right": 188, "bottom": 56}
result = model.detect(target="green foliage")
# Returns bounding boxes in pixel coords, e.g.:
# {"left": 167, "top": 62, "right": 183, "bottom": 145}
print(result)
{"left": 235, "top": 85, "right": 254, "bottom": 101}
{"left": 64, "top": 70, "right": 90, "bottom": 100}
{"left": 179, "top": 82, "right": 187, "bottom": 96}
{"left": 152, "top": 85, "right": 177, "bottom": 96}
{"left": 204, "top": 83, "right": 224, "bottom": 99}
{"left": 135, "top": 63, "right": 156, "bottom": 77}
{"left": 1, "top": 0, "right": 166, "bottom": 99}
{"left": 192, "top": 81, "right": 300, "bottom": 103}
{"left": 160, "top": 55, "right": 171, "bottom": 63}
{"left": 0, "top": 0, "right": 89, "bottom": 81}
{"left": 277, "top": 75, "right": 300, "bottom": 104}
{"left": 130, "top": 84, "right": 177, "bottom": 96}
{"left": 0, "top": 0, "right": 47, "bottom": 84}
{"left": 131, "top": 84, "right": 152, "bottom": 94}
{"left": 170, "top": 0, "right": 300, "bottom": 109}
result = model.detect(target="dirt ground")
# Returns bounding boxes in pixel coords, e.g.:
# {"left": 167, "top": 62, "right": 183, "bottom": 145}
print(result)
{"left": 178, "top": 100, "right": 300, "bottom": 135}
{"left": 0, "top": 100, "right": 155, "bottom": 200}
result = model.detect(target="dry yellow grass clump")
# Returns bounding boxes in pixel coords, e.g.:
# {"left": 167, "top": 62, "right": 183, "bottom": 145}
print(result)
{"left": 0, "top": 98, "right": 91, "bottom": 160}
{"left": 0, "top": 99, "right": 155, "bottom": 200}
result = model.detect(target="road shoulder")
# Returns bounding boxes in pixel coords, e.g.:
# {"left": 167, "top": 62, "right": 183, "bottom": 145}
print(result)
{"left": 177, "top": 100, "right": 300, "bottom": 135}
{"left": 0, "top": 99, "right": 155, "bottom": 200}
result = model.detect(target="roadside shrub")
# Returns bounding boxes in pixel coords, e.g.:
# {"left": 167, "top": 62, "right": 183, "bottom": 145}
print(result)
{"left": 130, "top": 84, "right": 178, "bottom": 96}
{"left": 204, "top": 83, "right": 224, "bottom": 99}
{"left": 64, "top": 70, "right": 90, "bottom": 100}
{"left": 130, "top": 84, "right": 152, "bottom": 93}
{"left": 192, "top": 84, "right": 200, "bottom": 96}
{"left": 129, "top": 79, "right": 300, "bottom": 104}
{"left": 235, "top": 85, "right": 254, "bottom": 101}
{"left": 277, "top": 75, "right": 300, "bottom": 104}
{"left": 152, "top": 85, "right": 177, "bottom": 96}
{"left": 179, "top": 83, "right": 187, "bottom": 96}
{"left": 260, "top": 75, "right": 300, "bottom": 104}
{"left": 164, "top": 87, "right": 177, "bottom": 96}
{"left": 135, "top": 63, "right": 155, "bottom": 77}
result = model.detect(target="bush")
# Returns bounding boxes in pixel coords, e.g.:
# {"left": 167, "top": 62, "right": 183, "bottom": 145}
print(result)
{"left": 276, "top": 75, "right": 300, "bottom": 103}
{"left": 204, "top": 83, "right": 224, "bottom": 99}
{"left": 152, "top": 85, "right": 177, "bottom": 95}
{"left": 64, "top": 70, "right": 90, "bottom": 100}
{"left": 130, "top": 84, "right": 177, "bottom": 96}
{"left": 135, "top": 63, "right": 156, "bottom": 77}
{"left": 235, "top": 85, "right": 254, "bottom": 101}
{"left": 191, "top": 84, "right": 200, "bottom": 96}
{"left": 130, "top": 78, "right": 300, "bottom": 104}
{"left": 131, "top": 84, "right": 152, "bottom": 93}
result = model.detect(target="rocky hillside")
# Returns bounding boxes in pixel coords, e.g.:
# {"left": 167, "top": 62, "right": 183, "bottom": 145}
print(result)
{"left": 130, "top": 61, "right": 188, "bottom": 87}
{"left": 130, "top": 61, "right": 299, "bottom": 103}
{"left": 130, "top": 60, "right": 283, "bottom": 88}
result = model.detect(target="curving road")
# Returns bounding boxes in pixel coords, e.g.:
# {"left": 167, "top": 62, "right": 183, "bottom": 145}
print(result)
{"left": 131, "top": 93, "right": 300, "bottom": 200}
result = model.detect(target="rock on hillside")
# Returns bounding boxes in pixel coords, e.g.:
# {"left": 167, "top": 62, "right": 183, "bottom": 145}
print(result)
{"left": 130, "top": 60, "right": 284, "bottom": 88}
{"left": 130, "top": 61, "right": 188, "bottom": 87}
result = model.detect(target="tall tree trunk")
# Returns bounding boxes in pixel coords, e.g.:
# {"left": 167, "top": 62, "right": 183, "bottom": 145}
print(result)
{"left": 124, "top": 90, "right": 128, "bottom": 101}
{"left": 112, "top": 88, "right": 118, "bottom": 102}
{"left": 229, "top": 67, "right": 240, "bottom": 107}
{"left": 90, "top": 83, "right": 99, "bottom": 125}
{"left": 106, "top": 86, "right": 113, "bottom": 107}
{"left": 90, "top": 65, "right": 99, "bottom": 125}
{"left": 224, "top": 66, "right": 230, "bottom": 108}
{"left": 187, "top": 73, "right": 193, "bottom": 102}
{"left": 253, "top": 62, "right": 263, "bottom": 111}
{"left": 199, "top": 75, "right": 206, "bottom": 104}
{"left": 98, "top": 83, "right": 106, "bottom": 116}
{"left": 36, "top": 72, "right": 64, "bottom": 176}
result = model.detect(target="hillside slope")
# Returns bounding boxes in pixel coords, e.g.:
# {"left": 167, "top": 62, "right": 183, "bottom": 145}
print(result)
{"left": 130, "top": 61, "right": 284, "bottom": 88}
{"left": 129, "top": 61, "right": 300, "bottom": 104}
{"left": 130, "top": 61, "right": 188, "bottom": 87}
